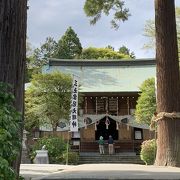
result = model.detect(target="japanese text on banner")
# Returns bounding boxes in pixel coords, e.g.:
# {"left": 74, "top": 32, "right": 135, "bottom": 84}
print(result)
{"left": 70, "top": 76, "right": 79, "bottom": 132}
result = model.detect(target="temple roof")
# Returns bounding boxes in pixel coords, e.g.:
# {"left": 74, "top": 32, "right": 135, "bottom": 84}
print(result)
{"left": 42, "top": 58, "right": 156, "bottom": 93}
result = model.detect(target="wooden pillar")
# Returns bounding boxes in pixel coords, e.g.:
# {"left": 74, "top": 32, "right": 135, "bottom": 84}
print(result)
{"left": 127, "top": 97, "right": 130, "bottom": 115}
{"left": 85, "top": 97, "right": 87, "bottom": 114}
{"left": 117, "top": 97, "right": 119, "bottom": 116}
{"left": 106, "top": 97, "right": 108, "bottom": 114}
{"left": 96, "top": 97, "right": 97, "bottom": 115}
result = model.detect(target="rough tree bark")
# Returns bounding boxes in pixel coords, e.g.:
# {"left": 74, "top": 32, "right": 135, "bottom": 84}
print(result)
{"left": 0, "top": 0, "right": 27, "bottom": 174}
{"left": 155, "top": 0, "right": 180, "bottom": 166}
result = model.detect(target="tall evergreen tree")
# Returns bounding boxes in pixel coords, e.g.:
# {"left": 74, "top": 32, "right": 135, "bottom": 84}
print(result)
{"left": 0, "top": 0, "right": 27, "bottom": 176}
{"left": 155, "top": 0, "right": 180, "bottom": 166}
{"left": 105, "top": 45, "right": 114, "bottom": 51}
{"left": 118, "top": 45, "right": 135, "bottom": 59}
{"left": 25, "top": 37, "right": 57, "bottom": 82}
{"left": 33, "top": 37, "right": 57, "bottom": 67}
{"left": 54, "top": 27, "right": 82, "bottom": 59}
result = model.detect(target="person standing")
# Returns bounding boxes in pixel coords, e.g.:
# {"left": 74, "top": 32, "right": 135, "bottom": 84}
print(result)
{"left": 98, "top": 136, "right": 105, "bottom": 154}
{"left": 108, "top": 135, "right": 114, "bottom": 155}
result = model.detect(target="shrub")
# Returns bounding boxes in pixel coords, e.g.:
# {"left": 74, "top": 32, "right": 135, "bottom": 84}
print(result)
{"left": 0, "top": 82, "right": 21, "bottom": 179}
{"left": 0, "top": 157, "right": 16, "bottom": 180}
{"left": 30, "top": 137, "right": 67, "bottom": 163}
{"left": 140, "top": 139, "right": 157, "bottom": 165}
{"left": 61, "top": 152, "right": 79, "bottom": 165}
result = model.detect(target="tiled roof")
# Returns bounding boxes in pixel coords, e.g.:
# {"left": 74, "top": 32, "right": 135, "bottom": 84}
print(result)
{"left": 42, "top": 59, "right": 156, "bottom": 93}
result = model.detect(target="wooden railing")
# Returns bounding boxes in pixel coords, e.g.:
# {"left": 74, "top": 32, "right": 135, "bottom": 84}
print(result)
{"left": 80, "top": 140, "right": 143, "bottom": 153}
{"left": 80, "top": 141, "right": 99, "bottom": 152}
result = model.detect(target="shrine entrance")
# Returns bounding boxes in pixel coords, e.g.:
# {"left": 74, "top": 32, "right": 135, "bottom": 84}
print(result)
{"left": 95, "top": 117, "right": 118, "bottom": 140}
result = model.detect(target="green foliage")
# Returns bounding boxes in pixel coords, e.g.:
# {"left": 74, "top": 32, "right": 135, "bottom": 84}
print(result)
{"left": 140, "top": 139, "right": 157, "bottom": 165}
{"left": 81, "top": 47, "right": 130, "bottom": 59}
{"left": 143, "top": 7, "right": 180, "bottom": 58}
{"left": 0, "top": 157, "right": 16, "bottom": 180}
{"left": 84, "top": 0, "right": 130, "bottom": 30}
{"left": 25, "top": 86, "right": 40, "bottom": 131}
{"left": 25, "top": 55, "right": 40, "bottom": 83}
{"left": 25, "top": 72, "right": 72, "bottom": 131}
{"left": 177, "top": 8, "right": 180, "bottom": 39}
{"left": 118, "top": 45, "right": 135, "bottom": 59}
{"left": 105, "top": 45, "right": 114, "bottom": 50}
{"left": 26, "top": 39, "right": 34, "bottom": 57}
{"left": 30, "top": 137, "right": 67, "bottom": 163}
{"left": 0, "top": 82, "right": 21, "bottom": 179}
{"left": 26, "top": 40, "right": 36, "bottom": 83}
{"left": 54, "top": 27, "right": 82, "bottom": 59}
{"left": 25, "top": 40, "right": 42, "bottom": 82}
{"left": 143, "top": 20, "right": 155, "bottom": 50}
{"left": 61, "top": 152, "right": 79, "bottom": 165}
{"left": 33, "top": 37, "right": 57, "bottom": 67}
{"left": 25, "top": 37, "right": 58, "bottom": 83}
{"left": 29, "top": 28, "right": 82, "bottom": 75}
{"left": 135, "top": 78, "right": 156, "bottom": 126}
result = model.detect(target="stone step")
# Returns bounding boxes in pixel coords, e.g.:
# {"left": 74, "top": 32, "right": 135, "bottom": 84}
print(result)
{"left": 79, "top": 161, "right": 144, "bottom": 164}
{"left": 79, "top": 155, "right": 144, "bottom": 164}
{"left": 79, "top": 158, "right": 142, "bottom": 160}
{"left": 79, "top": 157, "right": 143, "bottom": 160}
{"left": 79, "top": 156, "right": 141, "bottom": 159}
{"left": 79, "top": 152, "right": 137, "bottom": 156}
{"left": 79, "top": 159, "right": 143, "bottom": 162}
{"left": 80, "top": 155, "right": 139, "bottom": 158}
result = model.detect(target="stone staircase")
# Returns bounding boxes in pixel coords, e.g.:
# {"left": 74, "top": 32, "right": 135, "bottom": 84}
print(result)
{"left": 79, "top": 152, "right": 144, "bottom": 164}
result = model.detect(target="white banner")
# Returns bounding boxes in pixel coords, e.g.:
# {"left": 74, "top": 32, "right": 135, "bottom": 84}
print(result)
{"left": 70, "top": 75, "right": 79, "bottom": 132}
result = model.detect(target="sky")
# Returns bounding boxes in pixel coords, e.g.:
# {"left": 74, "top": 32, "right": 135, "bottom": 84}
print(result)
{"left": 27, "top": 0, "right": 180, "bottom": 59}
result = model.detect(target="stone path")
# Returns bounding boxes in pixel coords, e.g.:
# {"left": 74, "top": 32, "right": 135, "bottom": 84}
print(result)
{"left": 20, "top": 164, "right": 75, "bottom": 180}
{"left": 20, "top": 163, "right": 180, "bottom": 180}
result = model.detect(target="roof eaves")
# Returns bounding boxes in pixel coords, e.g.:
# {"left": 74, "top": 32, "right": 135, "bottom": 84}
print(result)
{"left": 48, "top": 58, "right": 156, "bottom": 67}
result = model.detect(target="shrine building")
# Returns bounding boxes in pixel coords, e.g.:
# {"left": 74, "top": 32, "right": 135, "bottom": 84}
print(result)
{"left": 41, "top": 58, "right": 156, "bottom": 153}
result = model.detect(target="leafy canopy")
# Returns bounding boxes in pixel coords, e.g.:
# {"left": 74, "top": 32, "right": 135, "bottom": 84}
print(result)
{"left": 135, "top": 78, "right": 156, "bottom": 126}
{"left": 25, "top": 72, "right": 72, "bottom": 131}
{"left": 33, "top": 37, "right": 57, "bottom": 67}
{"left": 25, "top": 37, "right": 57, "bottom": 82}
{"left": 118, "top": 45, "right": 135, "bottom": 59}
{"left": 143, "top": 7, "right": 180, "bottom": 58}
{"left": 84, "top": 0, "right": 130, "bottom": 29}
{"left": 81, "top": 47, "right": 130, "bottom": 59}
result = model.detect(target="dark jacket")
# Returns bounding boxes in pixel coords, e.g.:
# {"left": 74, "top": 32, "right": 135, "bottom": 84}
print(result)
{"left": 108, "top": 137, "right": 114, "bottom": 144}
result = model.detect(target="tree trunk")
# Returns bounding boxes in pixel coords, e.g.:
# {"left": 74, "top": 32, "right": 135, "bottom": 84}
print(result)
{"left": 0, "top": 0, "right": 27, "bottom": 174}
{"left": 155, "top": 0, "right": 180, "bottom": 166}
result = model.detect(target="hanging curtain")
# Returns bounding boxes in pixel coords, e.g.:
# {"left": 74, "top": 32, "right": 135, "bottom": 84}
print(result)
{"left": 84, "top": 118, "right": 87, "bottom": 129}
{"left": 105, "top": 116, "right": 110, "bottom": 129}
{"left": 95, "top": 120, "right": 99, "bottom": 131}
{"left": 116, "top": 122, "right": 119, "bottom": 130}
